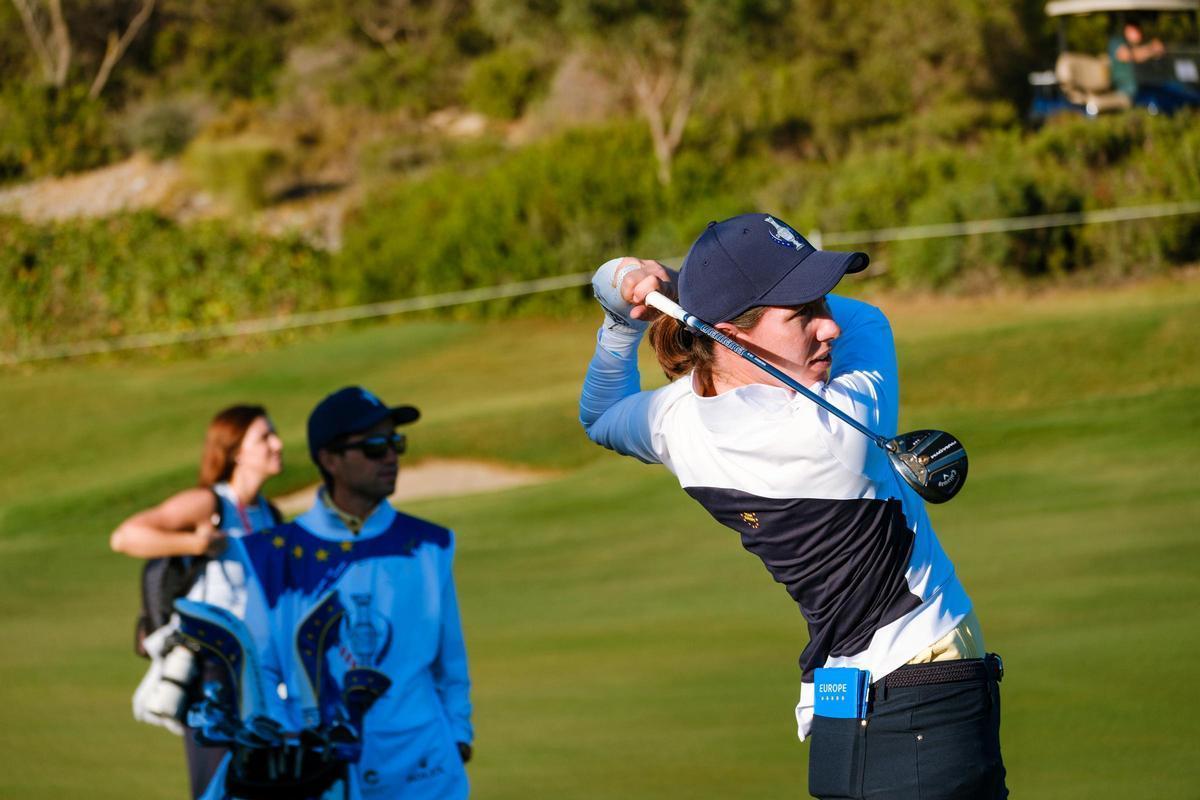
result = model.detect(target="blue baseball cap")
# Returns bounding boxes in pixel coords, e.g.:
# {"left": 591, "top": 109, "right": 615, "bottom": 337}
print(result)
{"left": 307, "top": 386, "right": 419, "bottom": 464}
{"left": 678, "top": 213, "right": 869, "bottom": 323}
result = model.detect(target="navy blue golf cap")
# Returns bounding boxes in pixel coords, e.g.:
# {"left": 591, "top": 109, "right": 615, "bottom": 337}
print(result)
{"left": 307, "top": 386, "right": 419, "bottom": 464}
{"left": 678, "top": 213, "right": 869, "bottom": 323}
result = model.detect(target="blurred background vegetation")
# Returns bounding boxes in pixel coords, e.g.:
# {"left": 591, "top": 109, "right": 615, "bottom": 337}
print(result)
{"left": 1, "top": 0, "right": 1198, "bottom": 354}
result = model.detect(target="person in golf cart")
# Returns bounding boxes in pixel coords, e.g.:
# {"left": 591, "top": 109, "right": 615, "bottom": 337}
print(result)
{"left": 579, "top": 214, "right": 1006, "bottom": 800}
{"left": 1110, "top": 19, "right": 1168, "bottom": 96}
{"left": 1031, "top": 0, "right": 1200, "bottom": 119}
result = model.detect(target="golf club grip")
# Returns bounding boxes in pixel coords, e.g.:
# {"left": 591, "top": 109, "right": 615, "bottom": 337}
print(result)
{"left": 647, "top": 293, "right": 885, "bottom": 446}
{"left": 647, "top": 291, "right": 764, "bottom": 364}
{"left": 645, "top": 291, "right": 686, "bottom": 321}
{"left": 645, "top": 293, "right": 787, "bottom": 383}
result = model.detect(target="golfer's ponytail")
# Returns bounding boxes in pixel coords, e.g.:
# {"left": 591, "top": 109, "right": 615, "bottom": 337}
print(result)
{"left": 649, "top": 307, "right": 765, "bottom": 382}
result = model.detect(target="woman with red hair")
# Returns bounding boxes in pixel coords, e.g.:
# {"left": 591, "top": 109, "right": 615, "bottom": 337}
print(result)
{"left": 110, "top": 404, "right": 284, "bottom": 798}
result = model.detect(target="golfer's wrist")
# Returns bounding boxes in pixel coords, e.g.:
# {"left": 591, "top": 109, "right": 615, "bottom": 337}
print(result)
{"left": 598, "top": 317, "right": 645, "bottom": 357}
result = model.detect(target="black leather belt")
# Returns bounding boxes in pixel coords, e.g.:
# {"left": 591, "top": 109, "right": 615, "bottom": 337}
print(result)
{"left": 877, "top": 653, "right": 1004, "bottom": 691}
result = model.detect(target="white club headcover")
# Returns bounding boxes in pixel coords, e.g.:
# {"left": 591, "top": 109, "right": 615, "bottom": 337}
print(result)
{"left": 131, "top": 623, "right": 185, "bottom": 736}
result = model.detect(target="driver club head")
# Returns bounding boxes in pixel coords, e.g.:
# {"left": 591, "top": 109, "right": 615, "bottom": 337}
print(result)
{"left": 886, "top": 429, "right": 968, "bottom": 504}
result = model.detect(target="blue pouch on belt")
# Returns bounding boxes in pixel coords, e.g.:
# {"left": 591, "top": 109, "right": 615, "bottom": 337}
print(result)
{"left": 814, "top": 667, "right": 871, "bottom": 719}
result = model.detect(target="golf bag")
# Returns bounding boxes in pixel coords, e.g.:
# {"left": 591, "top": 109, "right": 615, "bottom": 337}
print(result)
{"left": 133, "top": 491, "right": 282, "bottom": 658}
{"left": 135, "top": 556, "right": 209, "bottom": 658}
{"left": 175, "top": 596, "right": 389, "bottom": 800}
{"left": 222, "top": 737, "right": 348, "bottom": 800}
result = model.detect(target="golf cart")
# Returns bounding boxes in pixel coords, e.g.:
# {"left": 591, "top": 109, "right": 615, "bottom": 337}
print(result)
{"left": 1028, "top": 0, "right": 1200, "bottom": 120}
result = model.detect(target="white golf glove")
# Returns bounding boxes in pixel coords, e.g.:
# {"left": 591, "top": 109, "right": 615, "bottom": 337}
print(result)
{"left": 592, "top": 258, "right": 650, "bottom": 332}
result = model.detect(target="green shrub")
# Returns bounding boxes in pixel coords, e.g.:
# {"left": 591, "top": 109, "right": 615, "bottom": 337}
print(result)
{"left": 340, "top": 111, "right": 1200, "bottom": 309}
{"left": 769, "top": 112, "right": 1199, "bottom": 289}
{"left": 331, "top": 46, "right": 463, "bottom": 115}
{"left": 148, "top": 4, "right": 290, "bottom": 101}
{"left": 184, "top": 136, "right": 288, "bottom": 211}
{"left": 339, "top": 123, "right": 683, "bottom": 315}
{"left": 1075, "top": 111, "right": 1200, "bottom": 277}
{"left": 463, "top": 46, "right": 544, "bottom": 120}
{"left": 0, "top": 213, "right": 333, "bottom": 354}
{"left": 4, "top": 105, "right": 1194, "bottom": 362}
{"left": 120, "top": 97, "right": 200, "bottom": 160}
{"left": 0, "top": 83, "right": 119, "bottom": 182}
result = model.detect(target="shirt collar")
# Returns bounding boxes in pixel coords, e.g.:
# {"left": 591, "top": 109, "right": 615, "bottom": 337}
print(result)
{"left": 304, "top": 487, "right": 396, "bottom": 539}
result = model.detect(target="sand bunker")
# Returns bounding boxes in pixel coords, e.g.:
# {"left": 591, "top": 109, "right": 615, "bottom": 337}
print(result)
{"left": 273, "top": 458, "right": 555, "bottom": 517}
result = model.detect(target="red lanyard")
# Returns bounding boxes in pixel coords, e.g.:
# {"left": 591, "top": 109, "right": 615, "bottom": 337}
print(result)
{"left": 235, "top": 501, "right": 255, "bottom": 535}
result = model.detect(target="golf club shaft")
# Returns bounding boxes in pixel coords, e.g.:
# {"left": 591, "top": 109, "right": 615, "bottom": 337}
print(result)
{"left": 645, "top": 291, "right": 890, "bottom": 449}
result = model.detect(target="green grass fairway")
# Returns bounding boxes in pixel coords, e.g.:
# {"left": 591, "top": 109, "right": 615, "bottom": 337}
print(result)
{"left": 1, "top": 277, "right": 1198, "bottom": 798}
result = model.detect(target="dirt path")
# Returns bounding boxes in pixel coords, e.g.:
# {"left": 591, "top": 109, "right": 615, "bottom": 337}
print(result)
{"left": 273, "top": 458, "right": 557, "bottom": 517}
{"left": 0, "top": 154, "right": 186, "bottom": 221}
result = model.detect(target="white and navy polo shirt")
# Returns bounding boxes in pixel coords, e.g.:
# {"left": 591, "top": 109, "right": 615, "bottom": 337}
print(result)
{"left": 579, "top": 295, "right": 972, "bottom": 739}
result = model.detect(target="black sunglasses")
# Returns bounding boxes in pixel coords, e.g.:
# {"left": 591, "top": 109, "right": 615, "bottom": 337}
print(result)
{"left": 332, "top": 433, "right": 407, "bottom": 459}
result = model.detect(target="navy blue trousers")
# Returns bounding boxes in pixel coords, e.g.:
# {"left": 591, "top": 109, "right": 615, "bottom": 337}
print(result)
{"left": 807, "top": 668, "right": 1007, "bottom": 799}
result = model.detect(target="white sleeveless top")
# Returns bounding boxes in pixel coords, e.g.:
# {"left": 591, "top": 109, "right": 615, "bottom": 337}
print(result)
{"left": 184, "top": 482, "right": 276, "bottom": 619}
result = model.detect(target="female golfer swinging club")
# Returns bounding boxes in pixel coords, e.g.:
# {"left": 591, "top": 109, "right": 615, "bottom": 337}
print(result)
{"left": 579, "top": 214, "right": 1007, "bottom": 799}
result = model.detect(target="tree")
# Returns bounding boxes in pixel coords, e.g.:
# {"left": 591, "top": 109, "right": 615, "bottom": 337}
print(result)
{"left": 87, "top": 0, "right": 156, "bottom": 99}
{"left": 9, "top": 0, "right": 156, "bottom": 99}
{"left": 10, "top": 0, "right": 70, "bottom": 87}
{"left": 557, "top": 0, "right": 742, "bottom": 186}
{"left": 621, "top": 15, "right": 695, "bottom": 187}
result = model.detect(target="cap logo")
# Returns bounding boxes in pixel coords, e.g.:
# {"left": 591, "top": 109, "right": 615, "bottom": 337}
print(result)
{"left": 764, "top": 216, "right": 806, "bottom": 252}
{"left": 358, "top": 388, "right": 384, "bottom": 408}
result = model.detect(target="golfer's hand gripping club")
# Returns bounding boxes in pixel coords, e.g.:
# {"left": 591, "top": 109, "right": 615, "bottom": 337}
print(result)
{"left": 593, "top": 258, "right": 666, "bottom": 330}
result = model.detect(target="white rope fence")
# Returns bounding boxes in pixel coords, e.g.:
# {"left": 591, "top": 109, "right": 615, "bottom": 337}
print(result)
{"left": 810, "top": 200, "right": 1200, "bottom": 248}
{"left": 5, "top": 200, "right": 1199, "bottom": 366}
{"left": 0, "top": 273, "right": 593, "bottom": 366}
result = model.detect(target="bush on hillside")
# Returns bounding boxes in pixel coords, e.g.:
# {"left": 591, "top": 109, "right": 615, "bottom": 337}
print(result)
{"left": 0, "top": 213, "right": 333, "bottom": 353}
{"left": 338, "top": 123, "right": 679, "bottom": 315}
{"left": 337, "top": 111, "right": 1198, "bottom": 312}
{"left": 184, "top": 136, "right": 289, "bottom": 211}
{"left": 4, "top": 109, "right": 1195, "bottom": 359}
{"left": 770, "top": 111, "right": 1200, "bottom": 288}
{"left": 0, "top": 83, "right": 120, "bottom": 183}
{"left": 463, "top": 46, "right": 545, "bottom": 120}
{"left": 1077, "top": 112, "right": 1200, "bottom": 277}
{"left": 120, "top": 97, "right": 202, "bottom": 160}
{"left": 331, "top": 46, "right": 463, "bottom": 115}
{"left": 148, "top": 3, "right": 292, "bottom": 101}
